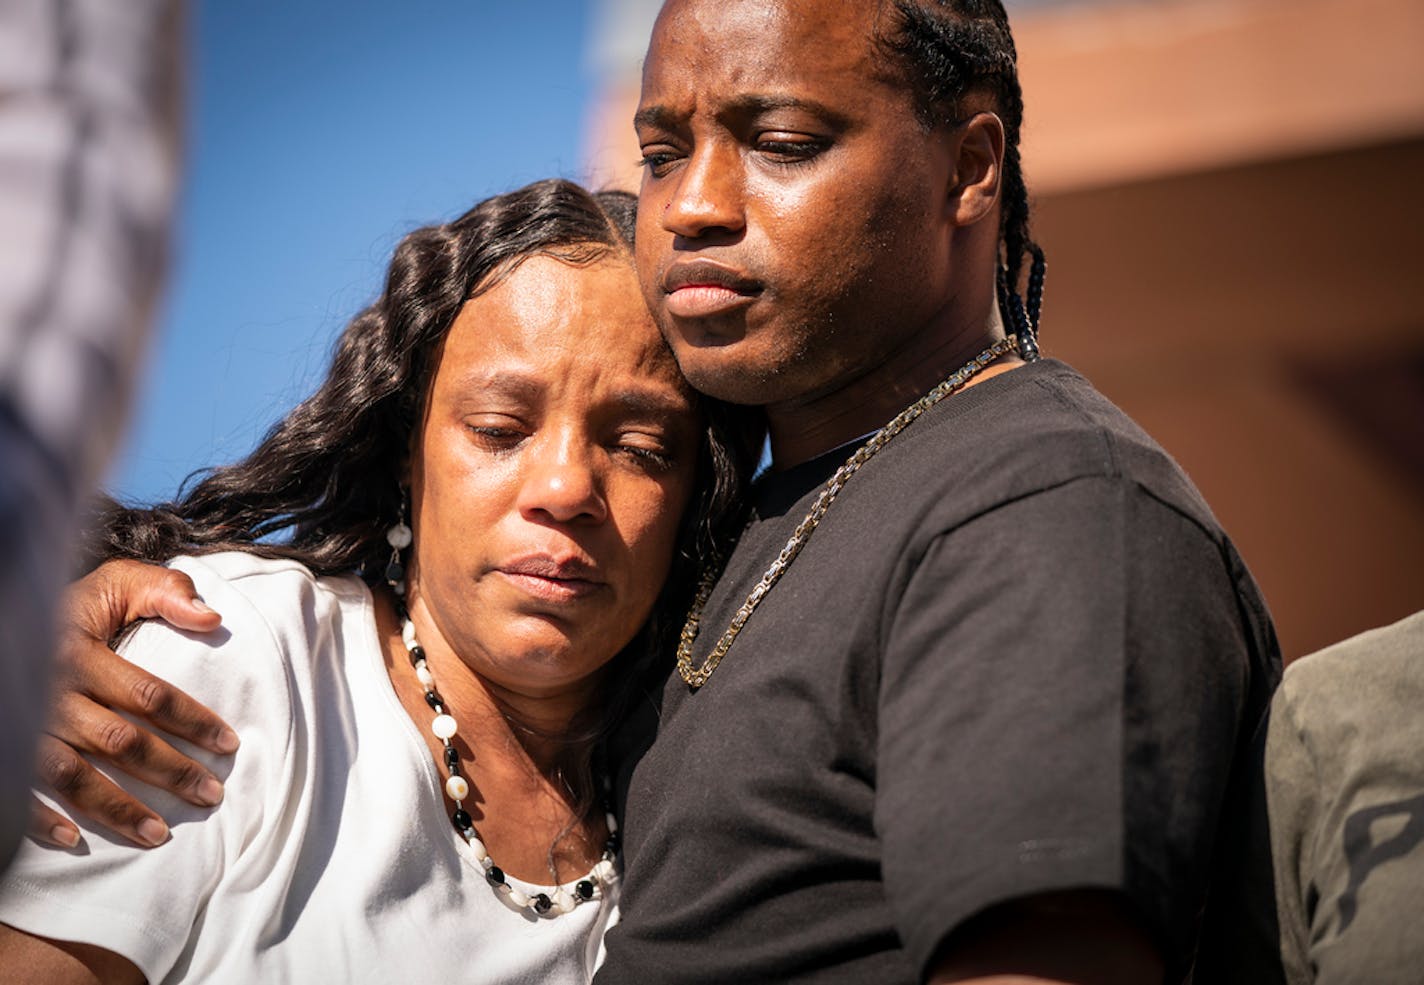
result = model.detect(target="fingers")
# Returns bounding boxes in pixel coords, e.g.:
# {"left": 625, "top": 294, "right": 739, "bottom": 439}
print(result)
{"left": 66, "top": 560, "right": 222, "bottom": 640}
{"left": 114, "top": 564, "right": 222, "bottom": 634}
{"left": 33, "top": 734, "right": 171, "bottom": 849}
{"left": 48, "top": 690, "right": 227, "bottom": 809}
{"left": 59, "top": 561, "right": 238, "bottom": 757}
{"left": 66, "top": 649, "right": 239, "bottom": 757}
{"left": 26, "top": 796, "right": 80, "bottom": 850}
{"left": 40, "top": 560, "right": 236, "bottom": 848}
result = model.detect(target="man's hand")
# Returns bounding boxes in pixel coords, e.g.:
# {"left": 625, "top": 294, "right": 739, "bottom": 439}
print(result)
{"left": 29, "top": 560, "right": 237, "bottom": 849}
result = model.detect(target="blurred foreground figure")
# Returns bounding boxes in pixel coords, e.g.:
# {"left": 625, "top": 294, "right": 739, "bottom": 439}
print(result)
{"left": 0, "top": 0, "right": 182, "bottom": 869}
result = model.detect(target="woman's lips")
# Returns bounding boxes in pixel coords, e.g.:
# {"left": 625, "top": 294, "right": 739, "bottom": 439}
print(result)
{"left": 496, "top": 556, "right": 603, "bottom": 602}
{"left": 498, "top": 570, "right": 602, "bottom": 602}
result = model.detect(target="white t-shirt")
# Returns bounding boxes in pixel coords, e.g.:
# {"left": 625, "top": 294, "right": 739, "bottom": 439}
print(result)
{"left": 0, "top": 552, "right": 618, "bottom": 984}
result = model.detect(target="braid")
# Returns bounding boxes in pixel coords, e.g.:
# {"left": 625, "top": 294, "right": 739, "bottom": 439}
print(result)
{"left": 878, "top": 0, "right": 1045, "bottom": 356}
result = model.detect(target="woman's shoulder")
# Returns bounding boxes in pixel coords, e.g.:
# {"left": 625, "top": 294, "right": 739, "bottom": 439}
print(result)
{"left": 119, "top": 552, "right": 373, "bottom": 708}
{"left": 168, "top": 551, "right": 367, "bottom": 606}
{"left": 166, "top": 550, "right": 368, "bottom": 638}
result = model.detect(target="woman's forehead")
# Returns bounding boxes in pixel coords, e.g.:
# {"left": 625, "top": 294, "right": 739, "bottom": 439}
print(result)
{"left": 438, "top": 255, "right": 689, "bottom": 400}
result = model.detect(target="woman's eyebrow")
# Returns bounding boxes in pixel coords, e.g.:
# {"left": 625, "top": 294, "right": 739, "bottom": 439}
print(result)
{"left": 450, "top": 371, "right": 540, "bottom": 401}
{"left": 606, "top": 387, "right": 695, "bottom": 422}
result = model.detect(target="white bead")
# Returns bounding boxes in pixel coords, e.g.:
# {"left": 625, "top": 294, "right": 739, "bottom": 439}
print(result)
{"left": 386, "top": 522, "right": 413, "bottom": 549}
{"left": 445, "top": 775, "right": 469, "bottom": 800}
{"left": 508, "top": 888, "right": 530, "bottom": 908}
{"left": 431, "top": 714, "right": 458, "bottom": 739}
{"left": 415, "top": 664, "right": 434, "bottom": 687}
{"left": 401, "top": 619, "right": 418, "bottom": 649}
{"left": 593, "top": 859, "right": 615, "bottom": 881}
{"left": 469, "top": 837, "right": 488, "bottom": 862}
{"left": 552, "top": 890, "right": 574, "bottom": 914}
{"left": 605, "top": 812, "right": 618, "bottom": 833}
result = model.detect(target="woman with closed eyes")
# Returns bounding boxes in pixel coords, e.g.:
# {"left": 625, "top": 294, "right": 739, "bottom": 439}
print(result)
{"left": 0, "top": 178, "right": 757, "bottom": 985}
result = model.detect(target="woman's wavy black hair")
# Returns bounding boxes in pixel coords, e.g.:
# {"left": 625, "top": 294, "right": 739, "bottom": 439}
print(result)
{"left": 89, "top": 177, "right": 763, "bottom": 814}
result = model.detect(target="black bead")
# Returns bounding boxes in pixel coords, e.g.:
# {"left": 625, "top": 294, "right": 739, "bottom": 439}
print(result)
{"left": 533, "top": 893, "right": 552, "bottom": 913}
{"left": 575, "top": 880, "right": 594, "bottom": 901}
{"left": 446, "top": 760, "right": 461, "bottom": 778}
{"left": 452, "top": 809, "right": 472, "bottom": 831}
{"left": 407, "top": 645, "right": 425, "bottom": 667}
{"left": 443, "top": 745, "right": 460, "bottom": 769}
{"left": 486, "top": 865, "right": 505, "bottom": 885}
{"left": 605, "top": 832, "right": 620, "bottom": 855}
{"left": 384, "top": 558, "right": 405, "bottom": 583}
{"left": 424, "top": 690, "right": 444, "bottom": 711}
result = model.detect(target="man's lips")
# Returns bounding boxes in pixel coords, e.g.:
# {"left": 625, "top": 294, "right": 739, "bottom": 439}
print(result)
{"left": 661, "top": 261, "right": 761, "bottom": 319}
{"left": 496, "top": 555, "right": 604, "bottom": 602}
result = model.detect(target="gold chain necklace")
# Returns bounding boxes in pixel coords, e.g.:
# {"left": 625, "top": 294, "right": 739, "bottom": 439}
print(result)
{"left": 675, "top": 334, "right": 1021, "bottom": 688}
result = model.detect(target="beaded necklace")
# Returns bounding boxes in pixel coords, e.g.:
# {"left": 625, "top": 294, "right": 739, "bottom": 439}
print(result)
{"left": 675, "top": 334, "right": 1022, "bottom": 688}
{"left": 384, "top": 524, "right": 617, "bottom": 917}
{"left": 395, "top": 616, "right": 618, "bottom": 915}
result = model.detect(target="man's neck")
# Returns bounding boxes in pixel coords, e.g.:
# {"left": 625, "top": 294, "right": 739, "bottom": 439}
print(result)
{"left": 764, "top": 301, "right": 1020, "bottom": 469}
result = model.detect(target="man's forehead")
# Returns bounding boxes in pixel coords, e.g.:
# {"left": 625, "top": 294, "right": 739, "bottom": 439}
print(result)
{"left": 649, "top": 0, "right": 882, "bottom": 57}
{"left": 642, "top": 0, "right": 895, "bottom": 105}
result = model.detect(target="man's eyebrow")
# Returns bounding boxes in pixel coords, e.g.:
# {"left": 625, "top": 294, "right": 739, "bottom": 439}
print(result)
{"left": 633, "top": 105, "right": 680, "bottom": 132}
{"left": 634, "top": 94, "right": 853, "bottom": 131}
{"left": 722, "top": 93, "right": 852, "bottom": 127}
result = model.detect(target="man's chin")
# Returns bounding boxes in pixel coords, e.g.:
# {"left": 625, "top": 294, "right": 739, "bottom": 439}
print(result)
{"left": 670, "top": 350, "right": 800, "bottom": 407}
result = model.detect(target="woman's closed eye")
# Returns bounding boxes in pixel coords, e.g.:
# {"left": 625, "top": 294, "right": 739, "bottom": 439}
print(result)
{"left": 613, "top": 433, "right": 678, "bottom": 471}
{"left": 465, "top": 419, "right": 529, "bottom": 451}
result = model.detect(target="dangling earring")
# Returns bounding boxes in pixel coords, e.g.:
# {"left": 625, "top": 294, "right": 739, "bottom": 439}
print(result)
{"left": 386, "top": 492, "right": 412, "bottom": 608}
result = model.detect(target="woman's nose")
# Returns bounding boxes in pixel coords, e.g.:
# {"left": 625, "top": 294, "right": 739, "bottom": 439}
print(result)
{"left": 516, "top": 439, "right": 609, "bottom": 526}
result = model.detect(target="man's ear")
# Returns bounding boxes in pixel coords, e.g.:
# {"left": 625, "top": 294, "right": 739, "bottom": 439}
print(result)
{"left": 948, "top": 112, "right": 1005, "bottom": 227}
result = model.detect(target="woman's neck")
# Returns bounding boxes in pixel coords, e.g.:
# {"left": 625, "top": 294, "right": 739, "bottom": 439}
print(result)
{"left": 372, "top": 588, "right": 608, "bottom": 884}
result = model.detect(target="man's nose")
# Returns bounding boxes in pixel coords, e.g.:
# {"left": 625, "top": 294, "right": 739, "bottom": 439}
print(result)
{"left": 660, "top": 142, "right": 746, "bottom": 240}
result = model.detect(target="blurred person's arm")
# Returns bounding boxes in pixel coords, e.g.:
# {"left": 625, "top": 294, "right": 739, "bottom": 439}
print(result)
{"left": 0, "top": 0, "right": 184, "bottom": 868}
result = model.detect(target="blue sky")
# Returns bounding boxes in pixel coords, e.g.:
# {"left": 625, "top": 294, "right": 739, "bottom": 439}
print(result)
{"left": 111, "top": 1, "right": 604, "bottom": 502}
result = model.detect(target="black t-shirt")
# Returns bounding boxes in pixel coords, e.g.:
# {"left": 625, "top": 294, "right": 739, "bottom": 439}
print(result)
{"left": 596, "top": 359, "right": 1280, "bottom": 984}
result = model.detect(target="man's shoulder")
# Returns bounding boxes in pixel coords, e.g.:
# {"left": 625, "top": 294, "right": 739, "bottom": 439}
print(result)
{"left": 884, "top": 358, "right": 1218, "bottom": 534}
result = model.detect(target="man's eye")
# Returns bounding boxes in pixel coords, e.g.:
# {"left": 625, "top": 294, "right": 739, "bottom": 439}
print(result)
{"left": 637, "top": 148, "right": 681, "bottom": 177}
{"left": 755, "top": 135, "right": 826, "bottom": 164}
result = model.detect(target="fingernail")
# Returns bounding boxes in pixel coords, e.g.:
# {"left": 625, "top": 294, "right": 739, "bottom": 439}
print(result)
{"left": 196, "top": 775, "right": 225, "bottom": 806}
{"left": 213, "top": 727, "right": 240, "bottom": 753}
{"left": 50, "top": 825, "right": 80, "bottom": 849}
{"left": 137, "top": 817, "right": 169, "bottom": 847}
{"left": 191, "top": 598, "right": 217, "bottom": 615}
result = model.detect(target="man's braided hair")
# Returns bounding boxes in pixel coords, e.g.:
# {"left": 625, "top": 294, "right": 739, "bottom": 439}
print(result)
{"left": 877, "top": 0, "right": 1045, "bottom": 357}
